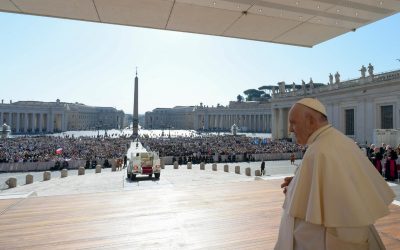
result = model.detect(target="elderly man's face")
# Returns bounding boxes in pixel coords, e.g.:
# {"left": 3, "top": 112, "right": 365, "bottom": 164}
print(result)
{"left": 288, "top": 104, "right": 309, "bottom": 145}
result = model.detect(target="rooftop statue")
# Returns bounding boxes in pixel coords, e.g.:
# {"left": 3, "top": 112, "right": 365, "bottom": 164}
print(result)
{"left": 360, "top": 65, "right": 366, "bottom": 78}
{"left": 301, "top": 80, "right": 306, "bottom": 94}
{"left": 309, "top": 78, "right": 314, "bottom": 89}
{"left": 329, "top": 73, "right": 333, "bottom": 85}
{"left": 335, "top": 71, "right": 340, "bottom": 83}
{"left": 278, "top": 81, "right": 286, "bottom": 94}
{"left": 292, "top": 82, "right": 296, "bottom": 92}
{"left": 368, "top": 63, "right": 374, "bottom": 76}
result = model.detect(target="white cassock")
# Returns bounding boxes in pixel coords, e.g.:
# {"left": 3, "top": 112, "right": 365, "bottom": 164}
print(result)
{"left": 275, "top": 124, "right": 395, "bottom": 250}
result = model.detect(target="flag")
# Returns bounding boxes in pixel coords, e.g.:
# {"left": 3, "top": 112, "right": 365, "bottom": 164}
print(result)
{"left": 55, "top": 148, "right": 63, "bottom": 155}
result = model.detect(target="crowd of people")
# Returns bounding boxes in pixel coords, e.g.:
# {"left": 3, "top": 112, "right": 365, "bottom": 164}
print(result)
{"left": 0, "top": 134, "right": 303, "bottom": 166}
{"left": 0, "top": 135, "right": 131, "bottom": 164}
{"left": 141, "top": 135, "right": 303, "bottom": 164}
{"left": 367, "top": 143, "right": 400, "bottom": 181}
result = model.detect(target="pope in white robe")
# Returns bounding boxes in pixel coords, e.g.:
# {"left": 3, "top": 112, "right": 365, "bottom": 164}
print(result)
{"left": 275, "top": 98, "right": 395, "bottom": 250}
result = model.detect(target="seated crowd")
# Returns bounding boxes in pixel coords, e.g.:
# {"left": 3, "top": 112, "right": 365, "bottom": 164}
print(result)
{"left": 141, "top": 135, "right": 303, "bottom": 164}
{"left": 0, "top": 134, "right": 302, "bottom": 165}
{"left": 0, "top": 136, "right": 131, "bottom": 164}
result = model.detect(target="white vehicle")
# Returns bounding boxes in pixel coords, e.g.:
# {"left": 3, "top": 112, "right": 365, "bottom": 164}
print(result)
{"left": 127, "top": 151, "right": 161, "bottom": 180}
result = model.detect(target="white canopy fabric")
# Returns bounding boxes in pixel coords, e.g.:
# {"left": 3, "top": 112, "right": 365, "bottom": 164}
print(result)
{"left": 0, "top": 0, "right": 399, "bottom": 47}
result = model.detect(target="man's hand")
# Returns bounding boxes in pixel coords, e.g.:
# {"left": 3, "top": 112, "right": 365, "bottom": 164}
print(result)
{"left": 281, "top": 176, "right": 293, "bottom": 194}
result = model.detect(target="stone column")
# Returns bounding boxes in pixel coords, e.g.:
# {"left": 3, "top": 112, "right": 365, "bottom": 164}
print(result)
{"left": 213, "top": 115, "right": 217, "bottom": 129}
{"left": 263, "top": 114, "right": 267, "bottom": 132}
{"left": 16, "top": 113, "right": 20, "bottom": 133}
{"left": 31, "top": 113, "right": 36, "bottom": 132}
{"left": 39, "top": 113, "right": 43, "bottom": 133}
{"left": 8, "top": 112, "right": 12, "bottom": 127}
{"left": 0, "top": 112, "right": 2, "bottom": 124}
{"left": 50, "top": 112, "right": 55, "bottom": 132}
{"left": 255, "top": 115, "right": 258, "bottom": 132}
{"left": 63, "top": 113, "right": 68, "bottom": 131}
{"left": 278, "top": 108, "right": 284, "bottom": 138}
{"left": 193, "top": 114, "right": 199, "bottom": 130}
{"left": 24, "top": 113, "right": 28, "bottom": 133}
{"left": 256, "top": 114, "right": 259, "bottom": 132}
{"left": 249, "top": 114, "right": 254, "bottom": 131}
{"left": 272, "top": 108, "right": 278, "bottom": 139}
{"left": 282, "top": 108, "right": 289, "bottom": 138}
{"left": 47, "top": 112, "right": 52, "bottom": 132}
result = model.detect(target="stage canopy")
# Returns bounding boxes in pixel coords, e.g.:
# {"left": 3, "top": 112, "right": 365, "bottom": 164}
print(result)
{"left": 0, "top": 0, "right": 399, "bottom": 47}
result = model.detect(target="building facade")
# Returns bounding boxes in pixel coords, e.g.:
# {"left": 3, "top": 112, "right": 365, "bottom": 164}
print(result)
{"left": 193, "top": 102, "right": 272, "bottom": 132}
{"left": 145, "top": 106, "right": 195, "bottom": 129}
{"left": 145, "top": 102, "right": 272, "bottom": 133}
{"left": 271, "top": 69, "right": 400, "bottom": 144}
{"left": 145, "top": 67, "right": 400, "bottom": 144}
{"left": 0, "top": 99, "right": 125, "bottom": 133}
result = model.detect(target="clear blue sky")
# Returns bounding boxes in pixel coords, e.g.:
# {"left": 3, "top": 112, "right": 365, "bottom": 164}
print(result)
{"left": 0, "top": 12, "right": 399, "bottom": 114}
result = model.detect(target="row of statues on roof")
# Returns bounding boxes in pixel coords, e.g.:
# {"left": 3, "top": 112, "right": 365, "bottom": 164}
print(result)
{"left": 328, "top": 72, "right": 341, "bottom": 85}
{"left": 359, "top": 63, "right": 374, "bottom": 78}
{"left": 272, "top": 63, "right": 375, "bottom": 95}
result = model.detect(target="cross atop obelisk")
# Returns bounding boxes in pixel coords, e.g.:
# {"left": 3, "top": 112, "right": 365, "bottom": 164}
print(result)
{"left": 132, "top": 67, "right": 139, "bottom": 139}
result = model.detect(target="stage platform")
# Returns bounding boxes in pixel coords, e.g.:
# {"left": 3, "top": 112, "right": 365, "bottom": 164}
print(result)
{"left": 0, "top": 176, "right": 399, "bottom": 249}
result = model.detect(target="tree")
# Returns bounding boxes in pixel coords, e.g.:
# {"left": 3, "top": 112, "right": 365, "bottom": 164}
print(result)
{"left": 237, "top": 94, "right": 244, "bottom": 102}
{"left": 243, "top": 89, "right": 264, "bottom": 101}
{"left": 258, "top": 85, "right": 274, "bottom": 91}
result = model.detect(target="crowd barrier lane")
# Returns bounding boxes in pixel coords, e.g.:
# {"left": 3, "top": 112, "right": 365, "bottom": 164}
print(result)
{"left": 160, "top": 152, "right": 302, "bottom": 165}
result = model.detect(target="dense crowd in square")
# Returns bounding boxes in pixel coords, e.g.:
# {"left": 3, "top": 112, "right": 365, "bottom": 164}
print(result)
{"left": 0, "top": 134, "right": 303, "bottom": 165}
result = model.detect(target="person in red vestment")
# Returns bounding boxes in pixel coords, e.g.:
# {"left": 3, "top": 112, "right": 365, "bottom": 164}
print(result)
{"left": 384, "top": 146, "right": 398, "bottom": 181}
{"left": 370, "top": 147, "right": 383, "bottom": 175}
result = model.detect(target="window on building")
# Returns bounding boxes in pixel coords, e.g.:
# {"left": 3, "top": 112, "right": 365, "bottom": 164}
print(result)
{"left": 345, "top": 109, "right": 354, "bottom": 135}
{"left": 381, "top": 105, "right": 393, "bottom": 129}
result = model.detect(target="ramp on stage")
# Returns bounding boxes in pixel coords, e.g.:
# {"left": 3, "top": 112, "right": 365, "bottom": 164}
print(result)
{"left": 0, "top": 179, "right": 399, "bottom": 249}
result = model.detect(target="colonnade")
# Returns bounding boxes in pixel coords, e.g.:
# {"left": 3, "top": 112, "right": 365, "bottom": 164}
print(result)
{"left": 0, "top": 111, "right": 66, "bottom": 133}
{"left": 271, "top": 107, "right": 290, "bottom": 139}
{"left": 195, "top": 113, "right": 272, "bottom": 132}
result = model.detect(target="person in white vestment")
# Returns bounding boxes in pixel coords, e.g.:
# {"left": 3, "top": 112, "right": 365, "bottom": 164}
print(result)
{"left": 275, "top": 98, "right": 395, "bottom": 250}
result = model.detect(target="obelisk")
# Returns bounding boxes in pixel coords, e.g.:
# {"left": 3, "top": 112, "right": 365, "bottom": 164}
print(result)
{"left": 132, "top": 68, "right": 139, "bottom": 138}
